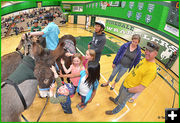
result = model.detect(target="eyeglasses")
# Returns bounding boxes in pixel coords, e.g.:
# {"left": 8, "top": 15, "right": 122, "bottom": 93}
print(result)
{"left": 147, "top": 42, "right": 159, "bottom": 51}
{"left": 132, "top": 38, "right": 139, "bottom": 40}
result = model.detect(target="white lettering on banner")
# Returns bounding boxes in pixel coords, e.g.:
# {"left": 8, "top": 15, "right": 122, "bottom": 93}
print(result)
{"left": 127, "top": 31, "right": 133, "bottom": 35}
{"left": 107, "top": 26, "right": 113, "bottom": 31}
{"left": 107, "top": 26, "right": 133, "bottom": 35}
{"left": 114, "top": 28, "right": 119, "bottom": 32}
{"left": 168, "top": 45, "right": 178, "bottom": 52}
{"left": 159, "top": 40, "right": 169, "bottom": 49}
{"left": 151, "top": 37, "right": 160, "bottom": 43}
{"left": 106, "top": 20, "right": 134, "bottom": 31}
{"left": 119, "top": 30, "right": 126, "bottom": 34}
{"left": 142, "top": 34, "right": 150, "bottom": 40}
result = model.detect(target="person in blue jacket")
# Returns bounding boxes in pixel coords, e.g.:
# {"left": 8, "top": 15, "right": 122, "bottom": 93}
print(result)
{"left": 101, "top": 34, "right": 141, "bottom": 90}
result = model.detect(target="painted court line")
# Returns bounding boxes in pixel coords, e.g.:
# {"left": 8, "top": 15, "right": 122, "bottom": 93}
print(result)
{"left": 100, "top": 73, "right": 130, "bottom": 122}
{"left": 76, "top": 47, "right": 130, "bottom": 121}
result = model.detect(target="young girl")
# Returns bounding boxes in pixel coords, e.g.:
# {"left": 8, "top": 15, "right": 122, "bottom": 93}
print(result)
{"left": 60, "top": 61, "right": 100, "bottom": 110}
{"left": 65, "top": 49, "right": 96, "bottom": 69}
{"left": 61, "top": 53, "right": 85, "bottom": 89}
{"left": 83, "top": 49, "right": 96, "bottom": 68}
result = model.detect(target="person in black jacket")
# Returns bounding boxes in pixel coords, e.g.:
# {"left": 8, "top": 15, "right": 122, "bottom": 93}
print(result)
{"left": 88, "top": 20, "right": 106, "bottom": 63}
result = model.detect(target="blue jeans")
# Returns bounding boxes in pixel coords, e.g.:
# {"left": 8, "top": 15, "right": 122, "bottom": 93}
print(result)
{"left": 112, "top": 84, "right": 135, "bottom": 114}
{"left": 108, "top": 63, "right": 128, "bottom": 83}
{"left": 60, "top": 96, "right": 72, "bottom": 114}
{"left": 80, "top": 94, "right": 87, "bottom": 106}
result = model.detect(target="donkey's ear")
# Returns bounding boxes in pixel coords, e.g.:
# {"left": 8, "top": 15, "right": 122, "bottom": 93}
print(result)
{"left": 25, "top": 33, "right": 28, "bottom": 39}
{"left": 29, "top": 35, "right": 33, "bottom": 39}
{"left": 60, "top": 41, "right": 65, "bottom": 47}
{"left": 16, "top": 48, "right": 19, "bottom": 51}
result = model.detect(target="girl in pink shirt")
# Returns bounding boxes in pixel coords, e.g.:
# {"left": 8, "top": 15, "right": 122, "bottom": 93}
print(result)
{"left": 61, "top": 53, "right": 85, "bottom": 88}
{"left": 65, "top": 49, "right": 96, "bottom": 69}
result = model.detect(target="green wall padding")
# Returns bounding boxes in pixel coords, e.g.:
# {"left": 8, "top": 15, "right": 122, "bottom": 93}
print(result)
{"left": 70, "top": 1, "right": 178, "bottom": 42}
{"left": 1, "top": 1, "right": 61, "bottom": 16}
{"left": 42, "top": 1, "right": 61, "bottom": 7}
{"left": 2, "top": 2, "right": 37, "bottom": 15}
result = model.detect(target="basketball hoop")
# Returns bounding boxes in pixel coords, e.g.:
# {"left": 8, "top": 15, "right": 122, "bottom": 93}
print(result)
{"left": 101, "top": 1, "right": 108, "bottom": 10}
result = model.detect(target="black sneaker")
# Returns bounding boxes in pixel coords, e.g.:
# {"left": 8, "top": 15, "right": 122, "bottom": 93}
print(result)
{"left": 109, "top": 97, "right": 118, "bottom": 105}
{"left": 64, "top": 111, "right": 72, "bottom": 114}
{"left": 105, "top": 110, "right": 114, "bottom": 115}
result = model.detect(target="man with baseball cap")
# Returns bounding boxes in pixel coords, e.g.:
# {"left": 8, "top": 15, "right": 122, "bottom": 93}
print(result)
{"left": 22, "top": 13, "right": 60, "bottom": 50}
{"left": 31, "top": 20, "right": 41, "bottom": 32}
{"left": 88, "top": 20, "right": 106, "bottom": 62}
{"left": 105, "top": 41, "right": 159, "bottom": 115}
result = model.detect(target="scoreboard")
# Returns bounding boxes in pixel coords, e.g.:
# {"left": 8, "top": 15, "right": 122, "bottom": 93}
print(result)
{"left": 166, "top": 1, "right": 179, "bottom": 28}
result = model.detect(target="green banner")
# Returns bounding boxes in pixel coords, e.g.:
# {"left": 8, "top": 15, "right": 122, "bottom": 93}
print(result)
{"left": 105, "top": 19, "right": 179, "bottom": 67}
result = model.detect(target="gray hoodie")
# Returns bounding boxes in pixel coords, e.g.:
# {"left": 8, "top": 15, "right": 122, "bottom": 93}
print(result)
{"left": 88, "top": 32, "right": 106, "bottom": 62}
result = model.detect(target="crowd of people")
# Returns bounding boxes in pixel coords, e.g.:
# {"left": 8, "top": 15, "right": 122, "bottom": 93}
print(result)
{"left": 1, "top": 7, "right": 65, "bottom": 38}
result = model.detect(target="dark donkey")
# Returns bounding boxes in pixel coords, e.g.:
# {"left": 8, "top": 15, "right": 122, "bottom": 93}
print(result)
{"left": 33, "top": 39, "right": 66, "bottom": 97}
{"left": 55, "top": 35, "right": 77, "bottom": 83}
{"left": 1, "top": 41, "right": 65, "bottom": 122}
{"left": 1, "top": 34, "right": 46, "bottom": 82}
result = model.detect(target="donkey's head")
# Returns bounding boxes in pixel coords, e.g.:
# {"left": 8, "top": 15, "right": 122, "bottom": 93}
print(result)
{"left": 16, "top": 33, "right": 34, "bottom": 56}
{"left": 32, "top": 40, "right": 65, "bottom": 66}
{"left": 32, "top": 41, "right": 65, "bottom": 89}
{"left": 34, "top": 63, "right": 54, "bottom": 89}
{"left": 34, "top": 36, "right": 46, "bottom": 48}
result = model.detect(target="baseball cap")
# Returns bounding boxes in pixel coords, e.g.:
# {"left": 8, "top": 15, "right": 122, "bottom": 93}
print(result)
{"left": 144, "top": 41, "right": 160, "bottom": 52}
{"left": 64, "top": 83, "right": 75, "bottom": 95}
{"left": 33, "top": 20, "right": 38, "bottom": 24}
{"left": 95, "top": 20, "right": 105, "bottom": 29}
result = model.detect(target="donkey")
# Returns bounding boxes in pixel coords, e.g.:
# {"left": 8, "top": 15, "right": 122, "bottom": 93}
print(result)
{"left": 1, "top": 34, "right": 46, "bottom": 82}
{"left": 55, "top": 35, "right": 77, "bottom": 83}
{"left": 1, "top": 41, "right": 65, "bottom": 122}
{"left": 31, "top": 35, "right": 76, "bottom": 97}
{"left": 1, "top": 34, "right": 33, "bottom": 82}
{"left": 33, "top": 40, "right": 65, "bottom": 97}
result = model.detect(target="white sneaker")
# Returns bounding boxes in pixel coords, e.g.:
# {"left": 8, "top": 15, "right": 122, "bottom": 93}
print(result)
{"left": 128, "top": 99, "right": 134, "bottom": 103}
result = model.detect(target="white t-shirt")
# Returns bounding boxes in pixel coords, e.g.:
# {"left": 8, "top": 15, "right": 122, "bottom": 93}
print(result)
{"left": 79, "top": 75, "right": 91, "bottom": 96}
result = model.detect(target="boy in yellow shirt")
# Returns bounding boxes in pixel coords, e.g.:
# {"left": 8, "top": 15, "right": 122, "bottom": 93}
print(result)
{"left": 105, "top": 41, "right": 160, "bottom": 115}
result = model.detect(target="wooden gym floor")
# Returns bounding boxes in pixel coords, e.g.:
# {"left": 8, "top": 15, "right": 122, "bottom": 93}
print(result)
{"left": 1, "top": 23, "right": 179, "bottom": 122}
